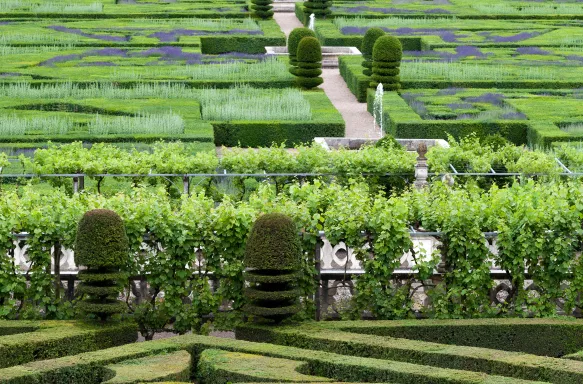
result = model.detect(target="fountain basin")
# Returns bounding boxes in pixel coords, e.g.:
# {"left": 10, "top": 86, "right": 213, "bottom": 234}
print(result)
{"left": 265, "top": 46, "right": 361, "bottom": 68}
{"left": 273, "top": 0, "right": 302, "bottom": 12}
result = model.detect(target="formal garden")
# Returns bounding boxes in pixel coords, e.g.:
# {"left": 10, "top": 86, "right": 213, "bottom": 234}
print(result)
{"left": 1, "top": 0, "right": 583, "bottom": 383}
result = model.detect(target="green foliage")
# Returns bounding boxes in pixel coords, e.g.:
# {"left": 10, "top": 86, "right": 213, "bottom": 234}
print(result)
{"left": 288, "top": 28, "right": 316, "bottom": 67}
{"left": 245, "top": 213, "right": 302, "bottom": 270}
{"left": 250, "top": 0, "right": 274, "bottom": 19}
{"left": 0, "top": 321, "right": 137, "bottom": 369}
{"left": 75, "top": 209, "right": 129, "bottom": 321}
{"left": 372, "top": 35, "right": 403, "bottom": 63}
{"left": 303, "top": 0, "right": 332, "bottom": 18}
{"left": 244, "top": 213, "right": 302, "bottom": 322}
{"left": 370, "top": 35, "right": 402, "bottom": 90}
{"left": 361, "top": 28, "right": 385, "bottom": 76}
{"left": 75, "top": 210, "right": 129, "bottom": 268}
{"left": 293, "top": 37, "right": 323, "bottom": 90}
{"left": 237, "top": 320, "right": 583, "bottom": 382}
{"left": 374, "top": 134, "right": 401, "bottom": 150}
{"left": 297, "top": 36, "right": 323, "bottom": 63}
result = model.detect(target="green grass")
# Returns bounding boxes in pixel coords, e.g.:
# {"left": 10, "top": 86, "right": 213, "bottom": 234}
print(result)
{"left": 198, "top": 86, "right": 312, "bottom": 121}
{"left": 0, "top": 115, "right": 73, "bottom": 135}
{"left": 88, "top": 112, "right": 185, "bottom": 135}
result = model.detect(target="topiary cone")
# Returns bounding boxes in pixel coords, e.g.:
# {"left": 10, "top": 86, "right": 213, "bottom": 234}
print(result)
{"left": 292, "top": 36, "right": 323, "bottom": 90}
{"left": 75, "top": 209, "right": 129, "bottom": 321}
{"left": 288, "top": 27, "right": 316, "bottom": 68}
{"left": 361, "top": 27, "right": 385, "bottom": 76}
{"left": 369, "top": 35, "right": 402, "bottom": 91}
{"left": 243, "top": 213, "right": 302, "bottom": 323}
{"left": 251, "top": 0, "right": 273, "bottom": 19}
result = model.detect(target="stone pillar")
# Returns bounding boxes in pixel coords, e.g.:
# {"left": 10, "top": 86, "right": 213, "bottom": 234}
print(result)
{"left": 414, "top": 143, "right": 428, "bottom": 189}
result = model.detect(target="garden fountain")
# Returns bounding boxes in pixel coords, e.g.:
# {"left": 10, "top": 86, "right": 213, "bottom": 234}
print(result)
{"left": 373, "top": 83, "right": 383, "bottom": 137}
{"left": 308, "top": 13, "right": 315, "bottom": 31}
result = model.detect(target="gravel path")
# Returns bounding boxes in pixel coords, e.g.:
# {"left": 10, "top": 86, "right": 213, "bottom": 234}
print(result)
{"left": 273, "top": 12, "right": 303, "bottom": 37}
{"left": 320, "top": 68, "right": 379, "bottom": 138}
{"left": 273, "top": 13, "right": 379, "bottom": 138}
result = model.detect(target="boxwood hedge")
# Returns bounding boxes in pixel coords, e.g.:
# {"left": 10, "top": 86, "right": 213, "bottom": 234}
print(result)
{"left": 0, "top": 320, "right": 137, "bottom": 369}
{"left": 236, "top": 319, "right": 583, "bottom": 383}
{"left": 0, "top": 333, "right": 553, "bottom": 384}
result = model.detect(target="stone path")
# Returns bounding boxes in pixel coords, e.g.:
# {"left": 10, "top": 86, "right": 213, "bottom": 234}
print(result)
{"left": 273, "top": 12, "right": 303, "bottom": 37}
{"left": 272, "top": 13, "right": 379, "bottom": 139}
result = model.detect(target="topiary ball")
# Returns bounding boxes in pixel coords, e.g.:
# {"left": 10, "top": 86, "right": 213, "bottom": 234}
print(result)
{"left": 75, "top": 209, "right": 129, "bottom": 269}
{"left": 361, "top": 27, "right": 386, "bottom": 58}
{"left": 288, "top": 28, "right": 316, "bottom": 66}
{"left": 244, "top": 213, "right": 301, "bottom": 271}
{"left": 372, "top": 35, "right": 403, "bottom": 63}
{"left": 296, "top": 36, "right": 322, "bottom": 63}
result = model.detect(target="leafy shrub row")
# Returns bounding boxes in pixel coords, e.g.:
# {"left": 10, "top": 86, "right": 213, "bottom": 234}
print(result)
{"left": 3, "top": 180, "right": 583, "bottom": 323}
{"left": 0, "top": 321, "right": 136, "bottom": 369}
{"left": 22, "top": 141, "right": 415, "bottom": 176}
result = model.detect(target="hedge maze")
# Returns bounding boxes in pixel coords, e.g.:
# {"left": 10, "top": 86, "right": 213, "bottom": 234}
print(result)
{"left": 326, "top": 0, "right": 583, "bottom": 146}
{"left": 4, "top": 319, "right": 583, "bottom": 383}
{"left": 0, "top": 0, "right": 344, "bottom": 149}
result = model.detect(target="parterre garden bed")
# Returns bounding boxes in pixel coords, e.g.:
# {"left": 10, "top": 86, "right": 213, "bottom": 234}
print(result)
{"left": 4, "top": 319, "right": 583, "bottom": 383}
{"left": 324, "top": 0, "right": 583, "bottom": 146}
{"left": 0, "top": 0, "right": 344, "bottom": 148}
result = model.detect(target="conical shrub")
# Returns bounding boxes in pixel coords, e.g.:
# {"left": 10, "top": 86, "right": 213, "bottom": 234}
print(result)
{"left": 361, "top": 28, "right": 385, "bottom": 76}
{"left": 303, "top": 0, "right": 331, "bottom": 18}
{"left": 250, "top": 0, "right": 273, "bottom": 19}
{"left": 370, "top": 35, "right": 402, "bottom": 91}
{"left": 288, "top": 27, "right": 316, "bottom": 67}
{"left": 243, "top": 213, "right": 302, "bottom": 323}
{"left": 75, "top": 209, "right": 129, "bottom": 321}
{"left": 291, "top": 36, "right": 323, "bottom": 89}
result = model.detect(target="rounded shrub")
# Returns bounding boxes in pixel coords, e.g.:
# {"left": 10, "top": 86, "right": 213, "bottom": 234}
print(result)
{"left": 288, "top": 28, "right": 316, "bottom": 67}
{"left": 250, "top": 0, "right": 273, "bottom": 19}
{"left": 292, "top": 36, "right": 323, "bottom": 90}
{"left": 75, "top": 209, "right": 129, "bottom": 268}
{"left": 303, "top": 0, "right": 332, "bottom": 18}
{"left": 75, "top": 209, "right": 129, "bottom": 321}
{"left": 243, "top": 213, "right": 302, "bottom": 323}
{"left": 361, "top": 27, "right": 385, "bottom": 76}
{"left": 370, "top": 35, "right": 403, "bottom": 91}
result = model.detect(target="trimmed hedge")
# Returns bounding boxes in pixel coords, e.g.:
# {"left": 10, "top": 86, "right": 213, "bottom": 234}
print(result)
{"left": 0, "top": 333, "right": 552, "bottom": 384}
{"left": 244, "top": 213, "right": 302, "bottom": 322}
{"left": 370, "top": 35, "right": 402, "bottom": 91}
{"left": 288, "top": 28, "right": 317, "bottom": 67}
{"left": 197, "top": 349, "right": 332, "bottom": 384}
{"left": 75, "top": 210, "right": 129, "bottom": 269}
{"left": 250, "top": 0, "right": 274, "bottom": 19}
{"left": 361, "top": 28, "right": 385, "bottom": 77}
{"left": 0, "top": 320, "right": 137, "bottom": 369}
{"left": 303, "top": 0, "right": 332, "bottom": 19}
{"left": 294, "top": 37, "right": 323, "bottom": 89}
{"left": 365, "top": 90, "right": 527, "bottom": 145}
{"left": 212, "top": 91, "right": 344, "bottom": 147}
{"left": 75, "top": 209, "right": 129, "bottom": 321}
{"left": 236, "top": 320, "right": 583, "bottom": 383}
{"left": 103, "top": 350, "right": 191, "bottom": 384}
{"left": 245, "top": 214, "right": 302, "bottom": 271}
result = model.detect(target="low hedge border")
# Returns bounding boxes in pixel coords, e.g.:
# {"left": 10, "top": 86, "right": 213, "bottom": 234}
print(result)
{"left": 201, "top": 20, "right": 285, "bottom": 54}
{"left": 0, "top": 320, "right": 137, "bottom": 369}
{"left": 235, "top": 319, "right": 583, "bottom": 383}
{"left": 213, "top": 90, "right": 345, "bottom": 147}
{"left": 103, "top": 350, "right": 191, "bottom": 384}
{"left": 364, "top": 90, "right": 527, "bottom": 145}
{"left": 314, "top": 21, "right": 424, "bottom": 50}
{"left": 0, "top": 334, "right": 547, "bottom": 384}
{"left": 197, "top": 348, "right": 332, "bottom": 384}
